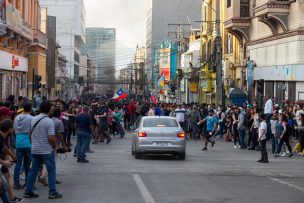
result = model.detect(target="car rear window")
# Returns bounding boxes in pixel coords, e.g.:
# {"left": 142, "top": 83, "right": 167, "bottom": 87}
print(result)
{"left": 143, "top": 118, "right": 178, "bottom": 127}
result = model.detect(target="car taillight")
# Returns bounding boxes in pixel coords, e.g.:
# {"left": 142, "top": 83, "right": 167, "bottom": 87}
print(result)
{"left": 138, "top": 132, "right": 147, "bottom": 137}
{"left": 177, "top": 132, "right": 185, "bottom": 138}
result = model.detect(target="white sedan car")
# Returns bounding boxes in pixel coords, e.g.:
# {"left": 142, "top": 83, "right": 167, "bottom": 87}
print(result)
{"left": 131, "top": 116, "right": 186, "bottom": 160}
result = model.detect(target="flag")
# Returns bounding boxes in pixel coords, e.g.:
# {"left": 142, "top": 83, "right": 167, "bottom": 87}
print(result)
{"left": 2, "top": 0, "right": 6, "bottom": 8}
{"left": 150, "top": 92, "right": 157, "bottom": 104}
{"left": 158, "top": 73, "right": 165, "bottom": 90}
{"left": 112, "top": 88, "right": 128, "bottom": 101}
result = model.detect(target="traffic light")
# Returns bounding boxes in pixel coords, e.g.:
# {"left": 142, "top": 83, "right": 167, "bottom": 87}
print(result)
{"left": 257, "top": 79, "right": 264, "bottom": 94}
{"left": 34, "top": 75, "right": 42, "bottom": 90}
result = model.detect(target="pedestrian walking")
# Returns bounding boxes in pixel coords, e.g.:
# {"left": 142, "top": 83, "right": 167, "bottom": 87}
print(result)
{"left": 96, "top": 102, "right": 111, "bottom": 144}
{"left": 13, "top": 102, "right": 33, "bottom": 190}
{"left": 75, "top": 106, "right": 96, "bottom": 163}
{"left": 174, "top": 104, "right": 187, "bottom": 131}
{"left": 24, "top": 101, "right": 62, "bottom": 199}
{"left": 275, "top": 114, "right": 294, "bottom": 158}
{"left": 199, "top": 109, "right": 217, "bottom": 151}
{"left": 188, "top": 105, "right": 201, "bottom": 140}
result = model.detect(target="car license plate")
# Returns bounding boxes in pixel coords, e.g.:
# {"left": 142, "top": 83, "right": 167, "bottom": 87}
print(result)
{"left": 155, "top": 141, "right": 168, "bottom": 146}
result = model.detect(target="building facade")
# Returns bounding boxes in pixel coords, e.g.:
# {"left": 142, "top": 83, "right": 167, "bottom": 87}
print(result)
{"left": 55, "top": 51, "right": 68, "bottom": 100}
{"left": 224, "top": 0, "right": 304, "bottom": 106}
{"left": 81, "top": 28, "right": 116, "bottom": 95}
{"left": 0, "top": 0, "right": 41, "bottom": 100}
{"left": 40, "top": 0, "right": 86, "bottom": 98}
{"left": 180, "top": 30, "right": 201, "bottom": 104}
{"left": 132, "top": 46, "right": 146, "bottom": 97}
{"left": 146, "top": 0, "right": 202, "bottom": 85}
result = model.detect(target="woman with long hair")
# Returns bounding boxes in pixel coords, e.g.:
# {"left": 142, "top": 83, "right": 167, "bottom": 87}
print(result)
{"left": 275, "top": 114, "right": 293, "bottom": 157}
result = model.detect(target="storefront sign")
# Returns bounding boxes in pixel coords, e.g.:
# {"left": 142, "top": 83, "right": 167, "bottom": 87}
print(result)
{"left": 159, "top": 48, "right": 170, "bottom": 81}
{"left": 247, "top": 60, "right": 252, "bottom": 87}
{"left": 0, "top": 50, "right": 28, "bottom": 72}
{"left": 189, "top": 81, "right": 198, "bottom": 92}
{"left": 201, "top": 79, "right": 212, "bottom": 92}
{"left": 254, "top": 64, "right": 302, "bottom": 81}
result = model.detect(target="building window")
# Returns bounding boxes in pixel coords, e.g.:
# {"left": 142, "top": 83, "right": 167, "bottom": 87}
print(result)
{"left": 227, "top": 0, "right": 231, "bottom": 8}
{"left": 16, "top": 0, "right": 20, "bottom": 10}
{"left": 225, "top": 34, "right": 234, "bottom": 54}
{"left": 240, "top": 0, "right": 250, "bottom": 17}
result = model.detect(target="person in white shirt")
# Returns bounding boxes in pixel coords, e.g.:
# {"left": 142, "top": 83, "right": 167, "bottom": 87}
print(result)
{"left": 147, "top": 105, "right": 155, "bottom": 116}
{"left": 264, "top": 97, "right": 273, "bottom": 140}
{"left": 295, "top": 104, "right": 304, "bottom": 126}
{"left": 258, "top": 114, "right": 269, "bottom": 163}
{"left": 264, "top": 97, "right": 273, "bottom": 114}
{"left": 174, "top": 104, "right": 186, "bottom": 130}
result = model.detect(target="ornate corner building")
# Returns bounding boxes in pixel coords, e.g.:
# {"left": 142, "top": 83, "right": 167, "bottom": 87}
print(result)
{"left": 0, "top": 0, "right": 42, "bottom": 99}
{"left": 224, "top": 0, "right": 304, "bottom": 105}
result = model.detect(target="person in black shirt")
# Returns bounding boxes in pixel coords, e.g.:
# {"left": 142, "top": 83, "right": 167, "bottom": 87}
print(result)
{"left": 95, "top": 102, "right": 111, "bottom": 144}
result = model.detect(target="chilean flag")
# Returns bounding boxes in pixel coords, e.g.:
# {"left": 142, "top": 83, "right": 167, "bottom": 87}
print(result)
{"left": 150, "top": 92, "right": 157, "bottom": 104}
{"left": 112, "top": 88, "right": 128, "bottom": 101}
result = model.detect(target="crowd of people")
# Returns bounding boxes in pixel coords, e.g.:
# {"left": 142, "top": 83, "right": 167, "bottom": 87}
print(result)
{"left": 0, "top": 93, "right": 303, "bottom": 202}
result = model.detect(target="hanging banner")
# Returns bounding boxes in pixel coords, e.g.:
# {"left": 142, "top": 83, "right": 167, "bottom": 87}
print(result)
{"left": 247, "top": 60, "right": 252, "bottom": 87}
{"left": 189, "top": 81, "right": 198, "bottom": 92}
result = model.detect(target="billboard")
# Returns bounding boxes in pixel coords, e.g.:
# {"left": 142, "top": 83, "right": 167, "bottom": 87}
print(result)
{"left": 159, "top": 48, "right": 170, "bottom": 81}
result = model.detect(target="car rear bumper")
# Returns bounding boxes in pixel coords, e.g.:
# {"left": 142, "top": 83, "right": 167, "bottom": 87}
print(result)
{"left": 135, "top": 144, "right": 186, "bottom": 154}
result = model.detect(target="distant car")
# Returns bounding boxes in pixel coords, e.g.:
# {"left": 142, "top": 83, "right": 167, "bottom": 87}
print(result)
{"left": 131, "top": 116, "right": 186, "bottom": 160}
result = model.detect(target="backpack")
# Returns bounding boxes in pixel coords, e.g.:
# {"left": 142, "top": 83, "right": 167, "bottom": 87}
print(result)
{"left": 243, "top": 113, "right": 249, "bottom": 127}
{"left": 286, "top": 123, "right": 293, "bottom": 137}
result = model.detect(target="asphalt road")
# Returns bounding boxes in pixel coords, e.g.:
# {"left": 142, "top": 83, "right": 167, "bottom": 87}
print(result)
{"left": 13, "top": 132, "right": 304, "bottom": 203}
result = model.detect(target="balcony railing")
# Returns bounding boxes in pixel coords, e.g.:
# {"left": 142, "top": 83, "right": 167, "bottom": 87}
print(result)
{"left": 1, "top": 3, "right": 32, "bottom": 40}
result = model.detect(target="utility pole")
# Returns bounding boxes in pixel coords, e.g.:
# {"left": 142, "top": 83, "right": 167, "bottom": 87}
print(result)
{"left": 215, "top": 0, "right": 223, "bottom": 106}
{"left": 135, "top": 65, "right": 138, "bottom": 96}
{"left": 130, "top": 63, "right": 133, "bottom": 95}
{"left": 168, "top": 23, "right": 191, "bottom": 104}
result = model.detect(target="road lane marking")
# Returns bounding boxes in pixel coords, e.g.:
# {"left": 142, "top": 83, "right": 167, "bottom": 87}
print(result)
{"left": 133, "top": 174, "right": 156, "bottom": 203}
{"left": 269, "top": 177, "right": 304, "bottom": 192}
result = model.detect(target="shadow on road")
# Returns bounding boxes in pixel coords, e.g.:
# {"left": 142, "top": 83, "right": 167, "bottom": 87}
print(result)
{"left": 139, "top": 154, "right": 183, "bottom": 161}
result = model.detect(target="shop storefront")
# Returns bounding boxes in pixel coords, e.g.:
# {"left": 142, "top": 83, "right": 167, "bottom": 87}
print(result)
{"left": 253, "top": 64, "right": 304, "bottom": 104}
{"left": 0, "top": 50, "right": 28, "bottom": 100}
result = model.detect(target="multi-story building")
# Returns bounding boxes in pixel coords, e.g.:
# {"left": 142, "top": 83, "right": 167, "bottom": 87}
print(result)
{"left": 55, "top": 51, "right": 68, "bottom": 100}
{"left": 133, "top": 46, "right": 146, "bottom": 97}
{"left": 146, "top": 0, "right": 202, "bottom": 85}
{"left": 155, "top": 39, "right": 178, "bottom": 102}
{"left": 39, "top": 0, "right": 86, "bottom": 98}
{"left": 180, "top": 30, "right": 201, "bottom": 103}
{"left": 0, "top": 0, "right": 41, "bottom": 99}
{"left": 119, "top": 66, "right": 132, "bottom": 93}
{"left": 225, "top": 0, "right": 304, "bottom": 106}
{"left": 81, "top": 28, "right": 116, "bottom": 95}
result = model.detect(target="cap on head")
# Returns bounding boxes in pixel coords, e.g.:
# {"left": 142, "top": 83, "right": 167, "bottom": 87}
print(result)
{"left": 0, "top": 107, "right": 12, "bottom": 117}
